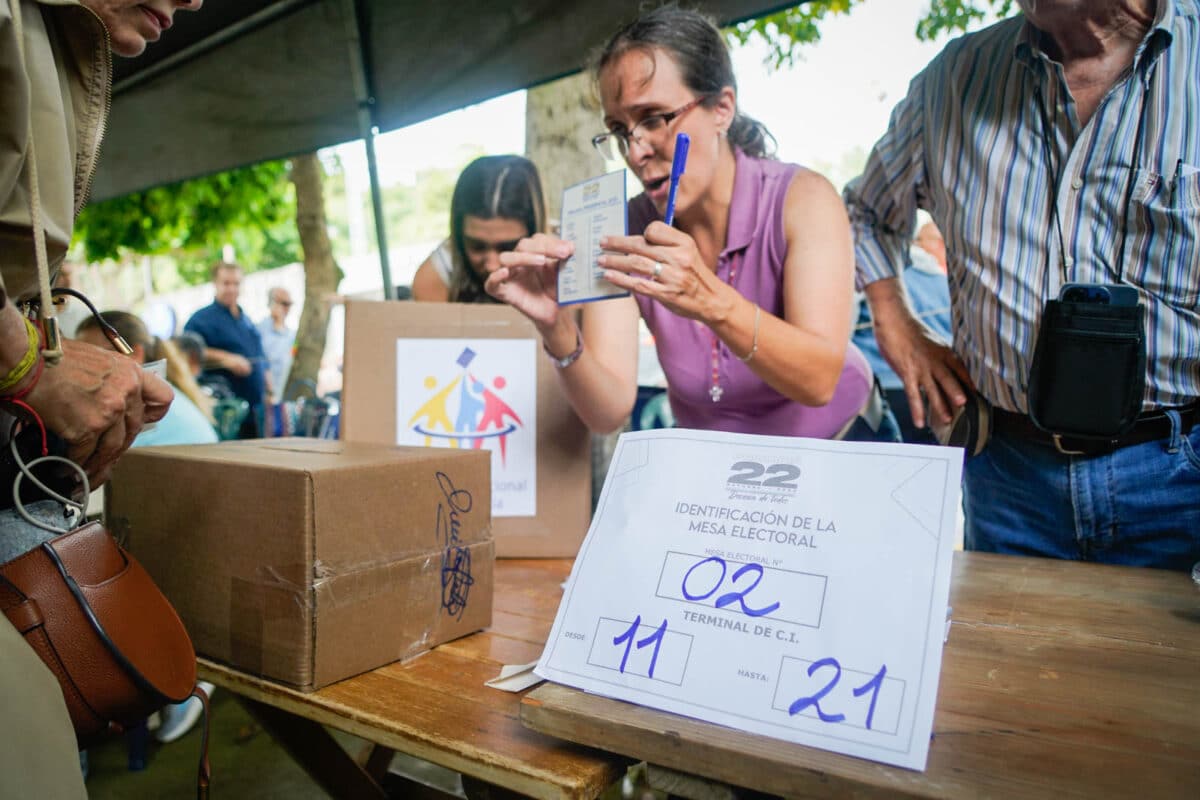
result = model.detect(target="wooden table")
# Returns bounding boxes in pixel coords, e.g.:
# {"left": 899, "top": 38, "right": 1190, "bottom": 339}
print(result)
{"left": 198, "top": 559, "right": 626, "bottom": 800}
{"left": 521, "top": 552, "right": 1200, "bottom": 799}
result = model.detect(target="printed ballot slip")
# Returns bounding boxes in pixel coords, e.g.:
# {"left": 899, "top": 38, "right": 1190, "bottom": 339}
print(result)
{"left": 536, "top": 429, "right": 961, "bottom": 771}
{"left": 557, "top": 170, "right": 629, "bottom": 305}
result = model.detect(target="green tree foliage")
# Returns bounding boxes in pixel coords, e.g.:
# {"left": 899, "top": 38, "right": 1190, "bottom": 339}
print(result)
{"left": 727, "top": 0, "right": 862, "bottom": 70}
{"left": 729, "top": 0, "right": 1015, "bottom": 69}
{"left": 916, "top": 0, "right": 1015, "bottom": 41}
{"left": 73, "top": 160, "right": 298, "bottom": 285}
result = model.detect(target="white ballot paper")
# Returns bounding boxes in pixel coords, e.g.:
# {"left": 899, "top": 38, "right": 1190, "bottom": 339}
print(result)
{"left": 557, "top": 170, "right": 629, "bottom": 305}
{"left": 535, "top": 429, "right": 961, "bottom": 771}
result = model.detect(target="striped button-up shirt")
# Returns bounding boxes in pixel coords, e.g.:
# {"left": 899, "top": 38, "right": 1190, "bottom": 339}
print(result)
{"left": 846, "top": 0, "right": 1199, "bottom": 413}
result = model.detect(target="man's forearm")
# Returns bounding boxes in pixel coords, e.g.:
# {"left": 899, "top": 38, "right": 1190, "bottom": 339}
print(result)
{"left": 864, "top": 276, "right": 915, "bottom": 328}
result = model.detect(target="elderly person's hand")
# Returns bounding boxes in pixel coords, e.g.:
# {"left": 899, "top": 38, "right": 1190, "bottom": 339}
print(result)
{"left": 22, "top": 338, "right": 173, "bottom": 488}
{"left": 597, "top": 222, "right": 737, "bottom": 324}
{"left": 865, "top": 277, "right": 970, "bottom": 429}
{"left": 486, "top": 233, "right": 575, "bottom": 330}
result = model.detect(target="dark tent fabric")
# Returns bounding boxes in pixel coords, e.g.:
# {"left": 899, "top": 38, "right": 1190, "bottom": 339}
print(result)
{"left": 91, "top": 0, "right": 793, "bottom": 202}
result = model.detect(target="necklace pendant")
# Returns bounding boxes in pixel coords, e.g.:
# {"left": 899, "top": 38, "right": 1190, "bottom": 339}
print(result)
{"left": 710, "top": 384, "right": 723, "bottom": 403}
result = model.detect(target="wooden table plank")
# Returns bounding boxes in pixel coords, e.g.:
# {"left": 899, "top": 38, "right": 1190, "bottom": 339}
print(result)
{"left": 521, "top": 552, "right": 1200, "bottom": 799}
{"left": 199, "top": 559, "right": 625, "bottom": 800}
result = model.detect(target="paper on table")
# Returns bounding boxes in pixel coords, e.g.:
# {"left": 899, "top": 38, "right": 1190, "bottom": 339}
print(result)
{"left": 557, "top": 171, "right": 628, "bottom": 305}
{"left": 141, "top": 359, "right": 166, "bottom": 432}
{"left": 535, "top": 429, "right": 961, "bottom": 771}
{"left": 486, "top": 661, "right": 544, "bottom": 692}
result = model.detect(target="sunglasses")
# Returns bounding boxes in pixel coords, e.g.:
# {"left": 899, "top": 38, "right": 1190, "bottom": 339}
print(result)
{"left": 463, "top": 236, "right": 522, "bottom": 256}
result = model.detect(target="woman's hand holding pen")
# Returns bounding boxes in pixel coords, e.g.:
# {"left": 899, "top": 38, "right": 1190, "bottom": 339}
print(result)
{"left": 486, "top": 233, "right": 574, "bottom": 330}
{"left": 599, "top": 221, "right": 740, "bottom": 326}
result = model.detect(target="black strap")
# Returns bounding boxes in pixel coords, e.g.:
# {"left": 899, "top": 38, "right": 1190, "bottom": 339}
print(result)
{"left": 1034, "top": 73, "right": 1151, "bottom": 285}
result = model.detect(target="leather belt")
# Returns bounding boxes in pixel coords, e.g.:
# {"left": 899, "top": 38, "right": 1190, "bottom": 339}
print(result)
{"left": 993, "top": 403, "right": 1199, "bottom": 456}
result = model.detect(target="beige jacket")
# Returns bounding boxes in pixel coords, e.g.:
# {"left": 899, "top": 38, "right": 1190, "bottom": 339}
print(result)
{"left": 0, "top": 0, "right": 109, "bottom": 304}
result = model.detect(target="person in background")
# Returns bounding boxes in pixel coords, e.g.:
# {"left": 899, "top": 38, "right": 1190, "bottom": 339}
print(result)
{"left": 174, "top": 331, "right": 235, "bottom": 401}
{"left": 0, "top": 1, "right": 202, "bottom": 795}
{"left": 76, "top": 312, "right": 218, "bottom": 447}
{"left": 184, "top": 262, "right": 268, "bottom": 438}
{"left": 844, "top": 0, "right": 1199, "bottom": 569}
{"left": 852, "top": 218, "right": 951, "bottom": 443}
{"left": 412, "top": 155, "right": 547, "bottom": 303}
{"left": 257, "top": 286, "right": 296, "bottom": 404}
{"left": 487, "top": 6, "right": 899, "bottom": 443}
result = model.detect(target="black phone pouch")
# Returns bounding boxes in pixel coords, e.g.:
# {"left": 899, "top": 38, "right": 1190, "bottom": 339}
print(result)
{"left": 1027, "top": 299, "right": 1146, "bottom": 439}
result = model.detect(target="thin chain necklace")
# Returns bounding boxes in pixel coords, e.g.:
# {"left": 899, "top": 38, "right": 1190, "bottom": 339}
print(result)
{"left": 708, "top": 254, "right": 740, "bottom": 403}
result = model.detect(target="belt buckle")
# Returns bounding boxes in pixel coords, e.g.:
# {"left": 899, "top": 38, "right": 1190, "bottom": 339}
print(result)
{"left": 1051, "top": 434, "right": 1089, "bottom": 456}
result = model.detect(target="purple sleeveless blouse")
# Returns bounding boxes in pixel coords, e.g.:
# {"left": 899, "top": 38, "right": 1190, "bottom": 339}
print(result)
{"left": 629, "top": 149, "right": 872, "bottom": 438}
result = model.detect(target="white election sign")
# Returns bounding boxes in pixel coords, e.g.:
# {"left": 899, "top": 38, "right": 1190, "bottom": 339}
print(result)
{"left": 535, "top": 429, "right": 961, "bottom": 770}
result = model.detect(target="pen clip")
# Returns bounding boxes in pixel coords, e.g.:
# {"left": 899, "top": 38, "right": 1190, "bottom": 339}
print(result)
{"left": 663, "top": 133, "right": 691, "bottom": 227}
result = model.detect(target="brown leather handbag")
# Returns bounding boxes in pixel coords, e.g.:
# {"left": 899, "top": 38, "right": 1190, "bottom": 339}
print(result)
{"left": 0, "top": 520, "right": 211, "bottom": 797}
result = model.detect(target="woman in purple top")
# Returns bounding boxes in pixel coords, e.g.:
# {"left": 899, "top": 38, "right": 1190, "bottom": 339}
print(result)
{"left": 486, "top": 7, "right": 898, "bottom": 442}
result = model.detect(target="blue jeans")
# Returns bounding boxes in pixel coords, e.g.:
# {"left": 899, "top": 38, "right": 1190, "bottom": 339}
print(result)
{"left": 840, "top": 389, "right": 903, "bottom": 444}
{"left": 964, "top": 410, "right": 1200, "bottom": 570}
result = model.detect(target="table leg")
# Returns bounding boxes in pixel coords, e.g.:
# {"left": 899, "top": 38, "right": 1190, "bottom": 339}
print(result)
{"left": 360, "top": 745, "right": 396, "bottom": 784}
{"left": 238, "top": 697, "right": 388, "bottom": 800}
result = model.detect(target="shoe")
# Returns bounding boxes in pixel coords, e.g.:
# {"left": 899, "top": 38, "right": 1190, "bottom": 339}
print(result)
{"left": 155, "top": 681, "right": 214, "bottom": 743}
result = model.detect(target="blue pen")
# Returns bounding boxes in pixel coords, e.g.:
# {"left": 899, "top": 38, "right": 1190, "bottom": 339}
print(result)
{"left": 663, "top": 133, "right": 690, "bottom": 226}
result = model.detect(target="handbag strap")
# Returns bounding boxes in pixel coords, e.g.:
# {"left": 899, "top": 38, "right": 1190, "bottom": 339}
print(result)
{"left": 192, "top": 684, "right": 212, "bottom": 800}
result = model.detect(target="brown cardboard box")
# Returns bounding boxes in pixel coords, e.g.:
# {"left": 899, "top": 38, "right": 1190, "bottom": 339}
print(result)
{"left": 106, "top": 438, "right": 492, "bottom": 691}
{"left": 341, "top": 300, "right": 591, "bottom": 558}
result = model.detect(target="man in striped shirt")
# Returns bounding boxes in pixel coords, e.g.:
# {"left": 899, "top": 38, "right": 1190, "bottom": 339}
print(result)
{"left": 846, "top": 0, "right": 1199, "bottom": 570}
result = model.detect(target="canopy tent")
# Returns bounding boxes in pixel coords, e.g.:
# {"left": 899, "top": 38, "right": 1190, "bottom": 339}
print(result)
{"left": 93, "top": 0, "right": 792, "bottom": 292}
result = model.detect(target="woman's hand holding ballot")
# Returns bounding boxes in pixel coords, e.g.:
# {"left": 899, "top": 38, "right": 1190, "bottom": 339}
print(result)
{"left": 487, "top": 233, "right": 573, "bottom": 330}
{"left": 488, "top": 233, "right": 641, "bottom": 435}
{"left": 597, "top": 222, "right": 739, "bottom": 325}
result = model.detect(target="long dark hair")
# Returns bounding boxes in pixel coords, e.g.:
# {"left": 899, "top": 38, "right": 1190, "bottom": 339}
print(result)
{"left": 449, "top": 155, "right": 547, "bottom": 303}
{"left": 595, "top": 5, "right": 776, "bottom": 159}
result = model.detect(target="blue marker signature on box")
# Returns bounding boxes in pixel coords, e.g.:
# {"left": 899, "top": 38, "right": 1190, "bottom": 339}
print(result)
{"left": 435, "top": 471, "right": 474, "bottom": 619}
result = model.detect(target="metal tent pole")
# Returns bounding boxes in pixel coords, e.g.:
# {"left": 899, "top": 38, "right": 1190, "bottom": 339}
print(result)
{"left": 341, "top": 0, "right": 394, "bottom": 300}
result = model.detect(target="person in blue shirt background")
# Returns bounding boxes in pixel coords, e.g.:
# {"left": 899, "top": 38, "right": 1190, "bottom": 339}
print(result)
{"left": 852, "top": 218, "right": 951, "bottom": 444}
{"left": 184, "top": 262, "right": 268, "bottom": 438}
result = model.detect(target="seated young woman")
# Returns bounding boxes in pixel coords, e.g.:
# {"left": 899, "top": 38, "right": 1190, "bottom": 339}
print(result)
{"left": 485, "top": 7, "right": 898, "bottom": 441}
{"left": 412, "top": 155, "right": 549, "bottom": 304}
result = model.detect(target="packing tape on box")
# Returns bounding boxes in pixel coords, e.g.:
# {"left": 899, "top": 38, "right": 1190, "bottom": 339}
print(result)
{"left": 226, "top": 545, "right": 490, "bottom": 686}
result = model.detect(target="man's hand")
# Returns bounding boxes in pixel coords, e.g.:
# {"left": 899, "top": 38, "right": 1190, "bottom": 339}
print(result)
{"left": 865, "top": 277, "right": 972, "bottom": 430}
{"left": 204, "top": 348, "right": 252, "bottom": 377}
{"left": 22, "top": 338, "right": 174, "bottom": 487}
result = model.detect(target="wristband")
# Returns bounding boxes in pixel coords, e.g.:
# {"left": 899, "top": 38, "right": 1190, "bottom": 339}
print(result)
{"left": 545, "top": 328, "right": 584, "bottom": 369}
{"left": 0, "top": 317, "right": 42, "bottom": 394}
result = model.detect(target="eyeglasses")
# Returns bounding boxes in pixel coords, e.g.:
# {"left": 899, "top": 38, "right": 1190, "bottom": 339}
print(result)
{"left": 592, "top": 96, "right": 708, "bottom": 162}
{"left": 273, "top": 298, "right": 293, "bottom": 308}
{"left": 463, "top": 237, "right": 522, "bottom": 256}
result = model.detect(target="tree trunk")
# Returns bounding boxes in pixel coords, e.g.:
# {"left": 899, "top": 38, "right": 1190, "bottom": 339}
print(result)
{"left": 286, "top": 152, "right": 339, "bottom": 399}
{"left": 525, "top": 71, "right": 602, "bottom": 221}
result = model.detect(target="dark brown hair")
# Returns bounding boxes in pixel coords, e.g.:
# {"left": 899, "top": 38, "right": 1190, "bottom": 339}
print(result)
{"left": 595, "top": 4, "right": 776, "bottom": 159}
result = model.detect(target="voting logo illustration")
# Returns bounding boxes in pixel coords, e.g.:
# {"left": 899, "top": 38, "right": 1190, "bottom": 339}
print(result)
{"left": 408, "top": 346, "right": 524, "bottom": 464}
{"left": 396, "top": 338, "right": 538, "bottom": 517}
